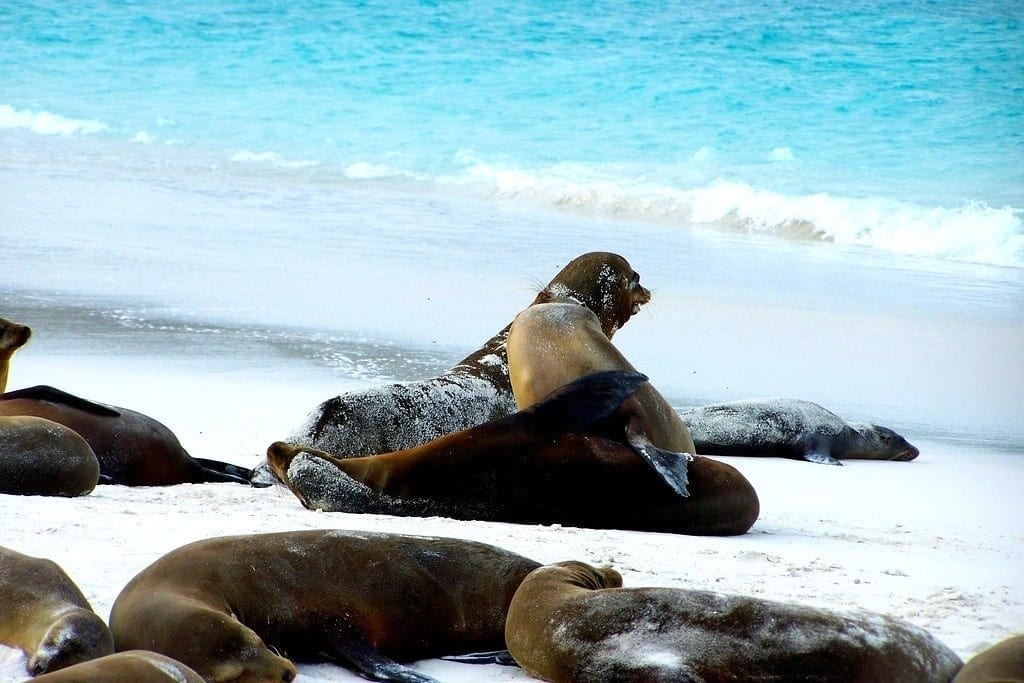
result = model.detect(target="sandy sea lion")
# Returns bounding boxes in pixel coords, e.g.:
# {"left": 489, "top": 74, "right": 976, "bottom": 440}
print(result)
{"left": 110, "top": 530, "right": 541, "bottom": 683}
{"left": 679, "top": 399, "right": 920, "bottom": 465}
{"left": 0, "top": 415, "right": 100, "bottom": 497}
{"left": 267, "top": 371, "right": 759, "bottom": 536}
{"left": 0, "top": 316, "right": 32, "bottom": 393}
{"left": 31, "top": 650, "right": 206, "bottom": 683}
{"left": 0, "top": 546, "right": 114, "bottom": 676}
{"left": 953, "top": 634, "right": 1024, "bottom": 683}
{"left": 0, "top": 385, "right": 254, "bottom": 486}
{"left": 506, "top": 561, "right": 963, "bottom": 683}
{"left": 507, "top": 298, "right": 695, "bottom": 456}
{"left": 259, "top": 252, "right": 651, "bottom": 485}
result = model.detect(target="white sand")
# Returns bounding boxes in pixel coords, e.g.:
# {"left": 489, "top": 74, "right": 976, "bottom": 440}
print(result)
{"left": 1, "top": 348, "right": 1021, "bottom": 682}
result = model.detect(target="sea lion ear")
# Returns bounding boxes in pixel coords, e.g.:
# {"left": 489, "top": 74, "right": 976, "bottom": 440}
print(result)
{"left": 525, "top": 370, "right": 648, "bottom": 434}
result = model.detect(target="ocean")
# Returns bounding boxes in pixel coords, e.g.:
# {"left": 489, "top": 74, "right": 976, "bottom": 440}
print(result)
{"left": 2, "top": 1, "right": 1022, "bottom": 449}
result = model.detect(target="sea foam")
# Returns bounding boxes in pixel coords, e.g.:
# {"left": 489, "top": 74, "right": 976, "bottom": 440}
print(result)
{"left": 0, "top": 103, "right": 107, "bottom": 136}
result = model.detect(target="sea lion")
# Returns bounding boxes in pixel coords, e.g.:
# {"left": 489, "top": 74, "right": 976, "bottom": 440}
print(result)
{"left": 953, "top": 634, "right": 1024, "bottom": 683}
{"left": 0, "top": 385, "right": 254, "bottom": 486}
{"left": 505, "top": 561, "right": 964, "bottom": 683}
{"left": 507, "top": 298, "right": 695, "bottom": 456}
{"left": 679, "top": 399, "right": 920, "bottom": 465}
{"left": 0, "top": 546, "right": 114, "bottom": 676}
{"left": 267, "top": 371, "right": 759, "bottom": 536}
{"left": 0, "top": 415, "right": 100, "bottom": 497}
{"left": 31, "top": 651, "right": 206, "bottom": 683}
{"left": 0, "top": 315, "right": 31, "bottom": 392}
{"left": 109, "top": 530, "right": 541, "bottom": 683}
{"left": 262, "top": 252, "right": 651, "bottom": 483}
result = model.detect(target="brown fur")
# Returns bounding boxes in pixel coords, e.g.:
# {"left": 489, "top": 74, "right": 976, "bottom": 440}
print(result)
{"left": 110, "top": 530, "right": 540, "bottom": 683}
{"left": 0, "top": 415, "right": 99, "bottom": 497}
{"left": 0, "top": 316, "right": 31, "bottom": 393}
{"left": 954, "top": 634, "right": 1024, "bottom": 683}
{"left": 0, "top": 546, "right": 113, "bottom": 676}
{"left": 31, "top": 651, "right": 206, "bottom": 683}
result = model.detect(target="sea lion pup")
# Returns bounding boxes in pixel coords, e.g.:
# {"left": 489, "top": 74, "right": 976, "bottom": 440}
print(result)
{"left": 0, "top": 415, "right": 100, "bottom": 496}
{"left": 505, "top": 561, "right": 964, "bottom": 683}
{"left": 273, "top": 251, "right": 651, "bottom": 467}
{"left": 679, "top": 398, "right": 920, "bottom": 465}
{"left": 507, "top": 297, "right": 695, "bottom": 455}
{"left": 953, "top": 634, "right": 1024, "bottom": 683}
{"left": 0, "top": 385, "right": 254, "bottom": 486}
{"left": 0, "top": 546, "right": 114, "bottom": 676}
{"left": 0, "top": 316, "right": 32, "bottom": 393}
{"left": 268, "top": 371, "right": 758, "bottom": 536}
{"left": 109, "top": 530, "right": 541, "bottom": 683}
{"left": 31, "top": 651, "right": 205, "bottom": 683}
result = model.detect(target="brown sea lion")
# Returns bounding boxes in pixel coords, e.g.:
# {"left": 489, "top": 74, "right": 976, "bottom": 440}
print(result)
{"left": 0, "top": 315, "right": 32, "bottom": 392}
{"left": 680, "top": 399, "right": 920, "bottom": 465}
{"left": 0, "top": 546, "right": 114, "bottom": 676}
{"left": 0, "top": 385, "right": 253, "bottom": 486}
{"left": 109, "top": 530, "right": 541, "bottom": 683}
{"left": 267, "top": 371, "right": 759, "bottom": 536}
{"left": 31, "top": 651, "right": 206, "bottom": 683}
{"left": 0, "top": 415, "right": 100, "bottom": 497}
{"left": 261, "top": 252, "right": 651, "bottom": 484}
{"left": 507, "top": 298, "right": 695, "bottom": 456}
{"left": 505, "top": 561, "right": 964, "bottom": 683}
{"left": 954, "top": 634, "right": 1024, "bottom": 683}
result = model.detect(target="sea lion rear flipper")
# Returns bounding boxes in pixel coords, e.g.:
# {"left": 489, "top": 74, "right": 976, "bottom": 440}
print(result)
{"left": 191, "top": 457, "right": 262, "bottom": 486}
{"left": 323, "top": 625, "right": 441, "bottom": 683}
{"left": 441, "top": 650, "right": 518, "bottom": 666}
{"left": 0, "top": 385, "right": 121, "bottom": 417}
{"left": 527, "top": 370, "right": 649, "bottom": 433}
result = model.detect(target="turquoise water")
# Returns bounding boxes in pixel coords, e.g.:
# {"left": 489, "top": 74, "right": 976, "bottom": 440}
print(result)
{"left": 2, "top": 0, "right": 1022, "bottom": 266}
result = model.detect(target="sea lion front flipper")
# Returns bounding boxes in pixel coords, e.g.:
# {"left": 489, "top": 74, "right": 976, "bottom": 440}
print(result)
{"left": 0, "top": 384, "right": 121, "bottom": 417}
{"left": 527, "top": 370, "right": 649, "bottom": 434}
{"left": 802, "top": 434, "right": 842, "bottom": 465}
{"left": 323, "top": 625, "right": 441, "bottom": 683}
{"left": 626, "top": 429, "right": 692, "bottom": 497}
{"left": 441, "top": 650, "right": 519, "bottom": 666}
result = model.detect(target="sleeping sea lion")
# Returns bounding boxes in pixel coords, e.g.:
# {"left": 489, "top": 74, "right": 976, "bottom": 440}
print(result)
{"left": 267, "top": 370, "right": 759, "bottom": 536}
{"left": 31, "top": 651, "right": 205, "bottom": 683}
{"left": 0, "top": 546, "right": 114, "bottom": 676}
{"left": 0, "top": 385, "right": 254, "bottom": 486}
{"left": 109, "top": 530, "right": 541, "bottom": 683}
{"left": 0, "top": 415, "right": 100, "bottom": 497}
{"left": 679, "top": 399, "right": 920, "bottom": 465}
{"left": 953, "top": 634, "right": 1024, "bottom": 683}
{"left": 264, "top": 252, "right": 650, "bottom": 481}
{"left": 0, "top": 315, "right": 31, "bottom": 392}
{"left": 505, "top": 561, "right": 963, "bottom": 683}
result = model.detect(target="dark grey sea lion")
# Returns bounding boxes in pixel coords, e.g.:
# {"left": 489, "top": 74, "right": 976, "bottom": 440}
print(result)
{"left": 0, "top": 545, "right": 114, "bottom": 676}
{"left": 109, "top": 530, "right": 541, "bottom": 683}
{"left": 679, "top": 399, "right": 919, "bottom": 465}
{"left": 255, "top": 252, "right": 651, "bottom": 486}
{"left": 506, "top": 561, "right": 963, "bottom": 683}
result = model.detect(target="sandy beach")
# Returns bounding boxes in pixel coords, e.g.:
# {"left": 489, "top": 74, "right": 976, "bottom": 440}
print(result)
{"left": 1, "top": 290, "right": 1022, "bottom": 681}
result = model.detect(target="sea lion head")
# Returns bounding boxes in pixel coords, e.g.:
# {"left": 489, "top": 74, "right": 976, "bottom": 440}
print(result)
{"left": 535, "top": 252, "right": 650, "bottom": 338}
{"left": 28, "top": 609, "right": 114, "bottom": 676}
{"left": 849, "top": 423, "right": 920, "bottom": 461}
{"left": 0, "top": 317, "right": 32, "bottom": 354}
{"left": 546, "top": 561, "right": 624, "bottom": 591}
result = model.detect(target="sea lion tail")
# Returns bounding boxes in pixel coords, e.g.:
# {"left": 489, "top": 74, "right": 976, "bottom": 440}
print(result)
{"left": 192, "top": 458, "right": 260, "bottom": 486}
{"left": 526, "top": 370, "right": 649, "bottom": 434}
{"left": 0, "top": 385, "right": 121, "bottom": 417}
